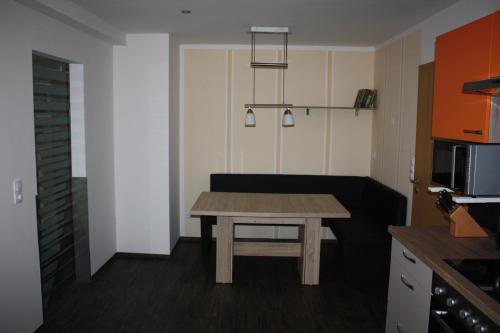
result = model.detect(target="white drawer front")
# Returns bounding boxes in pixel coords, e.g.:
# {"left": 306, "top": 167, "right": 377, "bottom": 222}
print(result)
{"left": 386, "top": 238, "right": 433, "bottom": 333}
{"left": 391, "top": 238, "right": 432, "bottom": 289}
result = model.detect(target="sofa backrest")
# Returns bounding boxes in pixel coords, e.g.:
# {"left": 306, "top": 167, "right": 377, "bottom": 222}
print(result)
{"left": 210, "top": 174, "right": 365, "bottom": 210}
{"left": 361, "top": 177, "right": 407, "bottom": 227}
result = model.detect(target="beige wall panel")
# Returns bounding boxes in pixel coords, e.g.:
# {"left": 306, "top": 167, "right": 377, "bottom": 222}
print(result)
{"left": 399, "top": 31, "right": 421, "bottom": 164}
{"left": 381, "top": 40, "right": 403, "bottom": 189}
{"left": 282, "top": 50, "right": 327, "bottom": 175}
{"left": 332, "top": 51, "right": 374, "bottom": 105}
{"left": 184, "top": 49, "right": 227, "bottom": 236}
{"left": 398, "top": 30, "right": 421, "bottom": 224}
{"left": 331, "top": 51, "right": 374, "bottom": 176}
{"left": 371, "top": 48, "right": 387, "bottom": 182}
{"left": 331, "top": 110, "right": 373, "bottom": 176}
{"left": 233, "top": 50, "right": 277, "bottom": 174}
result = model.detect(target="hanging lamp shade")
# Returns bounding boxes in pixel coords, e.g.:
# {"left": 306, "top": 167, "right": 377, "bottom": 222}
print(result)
{"left": 245, "top": 108, "right": 256, "bottom": 127}
{"left": 282, "top": 108, "right": 294, "bottom": 127}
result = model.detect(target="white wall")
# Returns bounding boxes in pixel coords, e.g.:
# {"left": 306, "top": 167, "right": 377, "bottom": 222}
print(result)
{"left": 0, "top": 0, "right": 116, "bottom": 331}
{"left": 169, "top": 36, "right": 181, "bottom": 252}
{"left": 113, "top": 34, "right": 171, "bottom": 255}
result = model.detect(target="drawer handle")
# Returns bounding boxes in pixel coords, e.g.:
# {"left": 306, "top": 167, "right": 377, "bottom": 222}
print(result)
{"left": 463, "top": 129, "right": 483, "bottom": 135}
{"left": 396, "top": 322, "right": 404, "bottom": 333}
{"left": 400, "top": 274, "right": 414, "bottom": 291}
{"left": 402, "top": 250, "right": 416, "bottom": 264}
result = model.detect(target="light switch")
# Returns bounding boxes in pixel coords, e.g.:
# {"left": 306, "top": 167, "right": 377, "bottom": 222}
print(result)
{"left": 13, "top": 178, "right": 23, "bottom": 205}
{"left": 409, "top": 156, "right": 415, "bottom": 181}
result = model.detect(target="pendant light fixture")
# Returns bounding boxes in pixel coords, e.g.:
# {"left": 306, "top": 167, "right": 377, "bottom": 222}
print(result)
{"left": 281, "top": 67, "right": 294, "bottom": 127}
{"left": 245, "top": 68, "right": 257, "bottom": 127}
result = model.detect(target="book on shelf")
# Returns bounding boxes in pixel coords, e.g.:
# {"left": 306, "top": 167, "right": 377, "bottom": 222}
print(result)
{"left": 353, "top": 89, "right": 365, "bottom": 108}
{"left": 368, "top": 90, "right": 377, "bottom": 108}
{"left": 354, "top": 89, "right": 377, "bottom": 109}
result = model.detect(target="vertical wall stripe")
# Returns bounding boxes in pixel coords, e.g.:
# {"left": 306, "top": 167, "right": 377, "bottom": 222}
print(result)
{"left": 396, "top": 40, "right": 405, "bottom": 191}
{"left": 225, "top": 50, "right": 233, "bottom": 173}
{"left": 275, "top": 50, "right": 283, "bottom": 174}
{"left": 329, "top": 51, "right": 336, "bottom": 175}
{"left": 324, "top": 51, "right": 333, "bottom": 175}
{"left": 274, "top": 50, "right": 282, "bottom": 238}
{"left": 230, "top": 48, "right": 236, "bottom": 173}
{"left": 179, "top": 46, "right": 185, "bottom": 236}
{"left": 380, "top": 49, "right": 387, "bottom": 178}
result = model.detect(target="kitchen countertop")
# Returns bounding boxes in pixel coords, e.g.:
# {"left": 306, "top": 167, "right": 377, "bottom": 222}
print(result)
{"left": 388, "top": 226, "right": 500, "bottom": 327}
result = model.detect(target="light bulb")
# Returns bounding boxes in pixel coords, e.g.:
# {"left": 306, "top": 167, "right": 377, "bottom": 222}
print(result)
{"left": 282, "top": 108, "right": 294, "bottom": 127}
{"left": 245, "top": 108, "right": 256, "bottom": 127}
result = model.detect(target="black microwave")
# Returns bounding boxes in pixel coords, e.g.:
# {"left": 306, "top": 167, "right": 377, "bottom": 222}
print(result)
{"left": 432, "top": 140, "right": 500, "bottom": 196}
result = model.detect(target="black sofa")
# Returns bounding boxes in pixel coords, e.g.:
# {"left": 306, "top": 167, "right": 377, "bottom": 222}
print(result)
{"left": 199, "top": 174, "right": 407, "bottom": 284}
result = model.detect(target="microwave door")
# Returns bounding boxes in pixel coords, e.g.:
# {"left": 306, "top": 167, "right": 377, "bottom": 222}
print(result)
{"left": 451, "top": 145, "right": 466, "bottom": 191}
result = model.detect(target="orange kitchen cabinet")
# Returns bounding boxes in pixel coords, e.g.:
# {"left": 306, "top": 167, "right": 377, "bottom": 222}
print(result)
{"left": 492, "top": 11, "right": 500, "bottom": 77}
{"left": 432, "top": 11, "right": 499, "bottom": 143}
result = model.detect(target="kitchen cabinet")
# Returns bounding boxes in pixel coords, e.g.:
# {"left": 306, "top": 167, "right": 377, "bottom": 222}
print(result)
{"left": 493, "top": 12, "right": 500, "bottom": 77}
{"left": 385, "top": 238, "right": 432, "bottom": 333}
{"left": 432, "top": 11, "right": 500, "bottom": 143}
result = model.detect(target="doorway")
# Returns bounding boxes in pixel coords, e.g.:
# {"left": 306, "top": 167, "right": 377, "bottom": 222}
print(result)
{"left": 32, "top": 53, "right": 90, "bottom": 313}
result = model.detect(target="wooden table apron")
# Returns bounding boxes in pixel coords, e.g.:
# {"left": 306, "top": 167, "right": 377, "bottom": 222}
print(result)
{"left": 190, "top": 192, "right": 351, "bottom": 286}
{"left": 215, "top": 216, "right": 322, "bottom": 285}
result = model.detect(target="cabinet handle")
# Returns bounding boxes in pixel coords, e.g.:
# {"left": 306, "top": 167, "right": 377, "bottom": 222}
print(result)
{"left": 400, "top": 274, "right": 414, "bottom": 291}
{"left": 463, "top": 129, "right": 483, "bottom": 135}
{"left": 402, "top": 250, "right": 416, "bottom": 264}
{"left": 396, "top": 322, "right": 404, "bottom": 333}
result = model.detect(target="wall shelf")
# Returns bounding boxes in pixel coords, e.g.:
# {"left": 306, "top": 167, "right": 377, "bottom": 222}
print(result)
{"left": 452, "top": 197, "right": 500, "bottom": 204}
{"left": 427, "top": 187, "right": 500, "bottom": 203}
{"left": 428, "top": 186, "right": 454, "bottom": 193}
{"left": 243, "top": 104, "right": 376, "bottom": 116}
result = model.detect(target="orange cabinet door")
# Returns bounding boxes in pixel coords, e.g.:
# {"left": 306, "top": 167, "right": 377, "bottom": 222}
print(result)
{"left": 491, "top": 11, "right": 500, "bottom": 77}
{"left": 432, "top": 13, "right": 494, "bottom": 143}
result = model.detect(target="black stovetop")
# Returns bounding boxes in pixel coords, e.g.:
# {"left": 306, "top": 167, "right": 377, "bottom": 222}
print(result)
{"left": 444, "top": 259, "right": 500, "bottom": 304}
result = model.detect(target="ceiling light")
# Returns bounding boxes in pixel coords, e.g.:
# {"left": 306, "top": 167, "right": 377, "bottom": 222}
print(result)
{"left": 245, "top": 109, "right": 256, "bottom": 127}
{"left": 181, "top": 10, "right": 191, "bottom": 14}
{"left": 282, "top": 109, "right": 294, "bottom": 127}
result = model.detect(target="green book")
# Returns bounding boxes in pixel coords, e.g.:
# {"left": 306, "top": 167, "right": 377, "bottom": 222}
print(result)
{"left": 360, "top": 89, "right": 370, "bottom": 108}
{"left": 353, "top": 89, "right": 364, "bottom": 108}
{"left": 368, "top": 90, "right": 377, "bottom": 108}
{"left": 365, "top": 90, "right": 374, "bottom": 108}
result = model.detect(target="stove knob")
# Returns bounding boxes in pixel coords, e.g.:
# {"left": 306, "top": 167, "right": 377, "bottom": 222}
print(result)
{"left": 434, "top": 286, "right": 446, "bottom": 295}
{"left": 459, "top": 309, "right": 471, "bottom": 319}
{"left": 446, "top": 298, "right": 458, "bottom": 307}
{"left": 474, "top": 324, "right": 488, "bottom": 333}
{"left": 467, "top": 317, "right": 479, "bottom": 327}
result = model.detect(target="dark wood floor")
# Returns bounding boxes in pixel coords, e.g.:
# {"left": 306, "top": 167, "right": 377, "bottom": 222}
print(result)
{"left": 39, "top": 240, "right": 387, "bottom": 333}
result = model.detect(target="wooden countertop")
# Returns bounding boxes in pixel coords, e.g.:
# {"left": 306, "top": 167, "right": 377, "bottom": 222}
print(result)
{"left": 190, "top": 192, "right": 351, "bottom": 218}
{"left": 389, "top": 226, "right": 500, "bottom": 326}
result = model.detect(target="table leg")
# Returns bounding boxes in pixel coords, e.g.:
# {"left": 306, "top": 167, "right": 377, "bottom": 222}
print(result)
{"left": 216, "top": 216, "right": 234, "bottom": 283}
{"left": 298, "top": 218, "right": 321, "bottom": 285}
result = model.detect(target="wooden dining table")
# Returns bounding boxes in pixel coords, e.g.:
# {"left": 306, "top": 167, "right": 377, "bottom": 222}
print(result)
{"left": 190, "top": 191, "right": 350, "bottom": 285}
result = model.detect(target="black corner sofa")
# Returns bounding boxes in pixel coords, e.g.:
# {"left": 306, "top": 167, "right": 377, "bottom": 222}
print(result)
{"left": 199, "top": 174, "right": 407, "bottom": 285}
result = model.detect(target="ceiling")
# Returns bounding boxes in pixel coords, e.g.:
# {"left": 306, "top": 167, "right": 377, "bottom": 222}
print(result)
{"left": 69, "top": 0, "right": 459, "bottom": 45}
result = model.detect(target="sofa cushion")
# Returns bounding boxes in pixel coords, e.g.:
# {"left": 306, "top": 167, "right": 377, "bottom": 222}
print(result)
{"left": 210, "top": 174, "right": 365, "bottom": 210}
{"left": 326, "top": 211, "right": 391, "bottom": 245}
{"left": 361, "top": 178, "right": 407, "bottom": 228}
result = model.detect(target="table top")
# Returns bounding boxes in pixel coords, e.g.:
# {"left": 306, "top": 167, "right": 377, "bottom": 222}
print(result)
{"left": 190, "top": 192, "right": 351, "bottom": 218}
